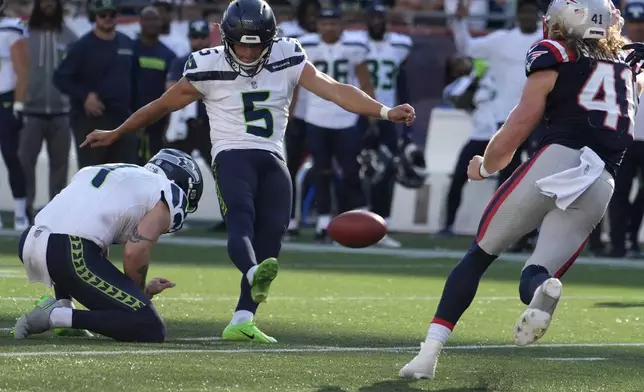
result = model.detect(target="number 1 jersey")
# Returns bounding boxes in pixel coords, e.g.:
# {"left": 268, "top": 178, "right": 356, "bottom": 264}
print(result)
{"left": 526, "top": 39, "right": 638, "bottom": 176}
{"left": 34, "top": 165, "right": 188, "bottom": 250}
{"left": 183, "top": 38, "right": 307, "bottom": 161}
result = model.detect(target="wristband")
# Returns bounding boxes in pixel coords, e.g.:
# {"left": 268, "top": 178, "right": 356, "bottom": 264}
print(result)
{"left": 479, "top": 163, "right": 495, "bottom": 178}
{"left": 380, "top": 105, "right": 390, "bottom": 120}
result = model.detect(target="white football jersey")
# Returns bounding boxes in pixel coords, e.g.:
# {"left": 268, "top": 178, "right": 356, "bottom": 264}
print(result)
{"left": 35, "top": 165, "right": 188, "bottom": 250}
{"left": 359, "top": 31, "right": 412, "bottom": 108}
{"left": 299, "top": 31, "right": 369, "bottom": 129}
{"left": 183, "top": 38, "right": 307, "bottom": 161}
{"left": 0, "top": 18, "right": 27, "bottom": 94}
{"left": 278, "top": 21, "right": 309, "bottom": 120}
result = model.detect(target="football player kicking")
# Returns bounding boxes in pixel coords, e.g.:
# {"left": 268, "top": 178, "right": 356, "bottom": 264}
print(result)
{"left": 401, "top": 0, "right": 644, "bottom": 379}
{"left": 13, "top": 149, "right": 203, "bottom": 341}
{"left": 81, "top": 0, "right": 415, "bottom": 343}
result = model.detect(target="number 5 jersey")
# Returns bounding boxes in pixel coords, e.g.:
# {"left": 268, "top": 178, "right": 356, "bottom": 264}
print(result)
{"left": 182, "top": 38, "right": 307, "bottom": 161}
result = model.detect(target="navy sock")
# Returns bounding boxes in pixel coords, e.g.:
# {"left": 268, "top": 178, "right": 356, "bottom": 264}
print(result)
{"left": 71, "top": 305, "right": 166, "bottom": 342}
{"left": 519, "top": 265, "right": 551, "bottom": 305}
{"left": 433, "top": 242, "right": 497, "bottom": 328}
{"left": 235, "top": 276, "right": 259, "bottom": 314}
{"left": 53, "top": 284, "right": 72, "bottom": 301}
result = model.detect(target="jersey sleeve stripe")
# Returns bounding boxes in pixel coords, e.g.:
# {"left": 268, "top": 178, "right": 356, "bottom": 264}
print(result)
{"left": 0, "top": 26, "right": 25, "bottom": 35}
{"left": 540, "top": 40, "right": 567, "bottom": 62}
{"left": 185, "top": 70, "right": 239, "bottom": 81}
{"left": 342, "top": 42, "right": 369, "bottom": 51}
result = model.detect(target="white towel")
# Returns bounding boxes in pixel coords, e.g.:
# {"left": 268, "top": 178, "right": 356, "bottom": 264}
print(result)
{"left": 166, "top": 101, "right": 199, "bottom": 143}
{"left": 22, "top": 226, "right": 53, "bottom": 287}
{"left": 535, "top": 147, "right": 605, "bottom": 210}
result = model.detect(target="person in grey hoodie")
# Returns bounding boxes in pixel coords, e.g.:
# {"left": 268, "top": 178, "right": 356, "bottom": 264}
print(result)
{"left": 19, "top": 0, "right": 76, "bottom": 218}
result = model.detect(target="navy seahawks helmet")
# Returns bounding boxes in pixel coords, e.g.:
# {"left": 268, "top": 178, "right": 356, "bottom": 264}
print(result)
{"left": 220, "top": 0, "right": 277, "bottom": 77}
{"left": 393, "top": 140, "right": 428, "bottom": 189}
{"left": 145, "top": 148, "right": 204, "bottom": 214}
{"left": 358, "top": 145, "right": 394, "bottom": 185}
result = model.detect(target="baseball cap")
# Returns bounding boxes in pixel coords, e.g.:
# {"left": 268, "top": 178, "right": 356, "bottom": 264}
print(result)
{"left": 625, "top": 2, "right": 644, "bottom": 22}
{"left": 188, "top": 20, "right": 210, "bottom": 38}
{"left": 319, "top": 7, "right": 341, "bottom": 19}
{"left": 91, "top": 0, "right": 117, "bottom": 13}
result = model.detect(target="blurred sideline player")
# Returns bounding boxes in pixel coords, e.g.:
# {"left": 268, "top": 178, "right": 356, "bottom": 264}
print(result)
{"left": 607, "top": 2, "right": 644, "bottom": 257}
{"left": 358, "top": 5, "right": 412, "bottom": 248}
{"left": 451, "top": 0, "right": 542, "bottom": 251}
{"left": 401, "top": 0, "right": 641, "bottom": 378}
{"left": 278, "top": 0, "right": 320, "bottom": 239}
{"left": 13, "top": 149, "right": 203, "bottom": 342}
{"left": 165, "top": 19, "right": 213, "bottom": 166}
{"left": 81, "top": 0, "right": 415, "bottom": 343}
{"left": 0, "top": 5, "right": 29, "bottom": 230}
{"left": 299, "top": 8, "right": 376, "bottom": 243}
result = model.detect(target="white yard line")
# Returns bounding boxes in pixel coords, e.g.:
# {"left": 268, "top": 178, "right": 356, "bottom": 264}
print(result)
{"left": 0, "top": 342, "right": 642, "bottom": 358}
{"left": 536, "top": 357, "right": 607, "bottom": 361}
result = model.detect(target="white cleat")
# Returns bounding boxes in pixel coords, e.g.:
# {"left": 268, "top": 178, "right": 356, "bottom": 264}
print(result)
{"left": 399, "top": 339, "right": 443, "bottom": 379}
{"left": 377, "top": 234, "right": 402, "bottom": 248}
{"left": 513, "top": 278, "right": 562, "bottom": 346}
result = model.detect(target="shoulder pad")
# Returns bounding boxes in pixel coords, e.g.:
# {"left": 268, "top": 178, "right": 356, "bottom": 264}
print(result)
{"left": 525, "top": 39, "right": 576, "bottom": 76}
{"left": 274, "top": 37, "right": 306, "bottom": 55}
{"left": 183, "top": 47, "right": 238, "bottom": 82}
{"left": 297, "top": 33, "right": 320, "bottom": 47}
{"left": 387, "top": 32, "right": 413, "bottom": 50}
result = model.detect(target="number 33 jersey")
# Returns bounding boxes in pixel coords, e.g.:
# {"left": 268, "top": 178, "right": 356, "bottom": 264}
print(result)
{"left": 34, "top": 165, "right": 188, "bottom": 250}
{"left": 183, "top": 38, "right": 307, "bottom": 161}
{"left": 526, "top": 39, "right": 638, "bottom": 176}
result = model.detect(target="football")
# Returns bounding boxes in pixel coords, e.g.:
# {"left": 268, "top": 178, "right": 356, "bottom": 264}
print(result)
{"left": 327, "top": 210, "right": 387, "bottom": 248}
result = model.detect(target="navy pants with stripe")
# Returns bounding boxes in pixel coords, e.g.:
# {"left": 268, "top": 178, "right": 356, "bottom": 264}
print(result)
{"left": 19, "top": 228, "right": 166, "bottom": 342}
{"left": 214, "top": 149, "right": 291, "bottom": 314}
{"left": 0, "top": 91, "right": 26, "bottom": 199}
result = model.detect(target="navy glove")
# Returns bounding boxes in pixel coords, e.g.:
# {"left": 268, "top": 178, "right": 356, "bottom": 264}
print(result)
{"left": 623, "top": 43, "right": 644, "bottom": 68}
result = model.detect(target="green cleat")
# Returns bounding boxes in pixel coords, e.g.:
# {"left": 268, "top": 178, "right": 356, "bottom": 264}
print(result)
{"left": 250, "top": 258, "right": 278, "bottom": 303}
{"left": 221, "top": 321, "right": 277, "bottom": 343}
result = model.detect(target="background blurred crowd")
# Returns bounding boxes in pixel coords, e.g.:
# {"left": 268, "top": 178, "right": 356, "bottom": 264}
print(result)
{"left": 2, "top": 0, "right": 644, "bottom": 257}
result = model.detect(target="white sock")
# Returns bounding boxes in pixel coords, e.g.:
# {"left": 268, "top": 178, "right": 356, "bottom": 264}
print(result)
{"left": 49, "top": 307, "right": 72, "bottom": 328}
{"left": 316, "top": 215, "right": 331, "bottom": 232}
{"left": 14, "top": 198, "right": 26, "bottom": 219}
{"left": 231, "top": 310, "right": 254, "bottom": 325}
{"left": 426, "top": 323, "right": 451, "bottom": 344}
{"left": 288, "top": 219, "right": 298, "bottom": 230}
{"left": 56, "top": 299, "right": 74, "bottom": 309}
{"left": 246, "top": 265, "right": 258, "bottom": 285}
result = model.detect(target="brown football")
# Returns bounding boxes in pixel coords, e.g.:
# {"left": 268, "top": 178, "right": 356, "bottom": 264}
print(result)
{"left": 327, "top": 210, "right": 387, "bottom": 248}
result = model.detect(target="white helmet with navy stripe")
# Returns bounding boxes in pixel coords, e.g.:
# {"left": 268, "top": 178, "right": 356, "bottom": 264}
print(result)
{"left": 545, "top": 0, "right": 613, "bottom": 40}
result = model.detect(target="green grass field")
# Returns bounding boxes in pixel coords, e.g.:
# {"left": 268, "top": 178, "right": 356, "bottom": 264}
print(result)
{"left": 1, "top": 233, "right": 644, "bottom": 392}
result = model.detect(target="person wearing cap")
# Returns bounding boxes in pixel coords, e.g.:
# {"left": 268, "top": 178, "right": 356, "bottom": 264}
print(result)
{"left": 132, "top": 6, "right": 176, "bottom": 163}
{"left": 53, "top": 0, "right": 137, "bottom": 168}
{"left": 606, "top": 1, "right": 644, "bottom": 257}
{"left": 165, "top": 19, "right": 212, "bottom": 166}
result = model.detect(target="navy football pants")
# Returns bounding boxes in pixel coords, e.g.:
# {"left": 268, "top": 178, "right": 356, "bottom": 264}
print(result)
{"left": 0, "top": 91, "right": 26, "bottom": 199}
{"left": 214, "top": 149, "right": 291, "bottom": 314}
{"left": 306, "top": 123, "right": 366, "bottom": 215}
{"left": 18, "top": 228, "right": 166, "bottom": 342}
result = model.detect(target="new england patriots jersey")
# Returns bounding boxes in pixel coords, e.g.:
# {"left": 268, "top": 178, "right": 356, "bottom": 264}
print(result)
{"left": 34, "top": 165, "right": 188, "bottom": 250}
{"left": 299, "top": 31, "right": 369, "bottom": 129}
{"left": 526, "top": 39, "right": 637, "bottom": 176}
{"left": 183, "top": 38, "right": 306, "bottom": 160}
{"left": 0, "top": 18, "right": 27, "bottom": 93}
{"left": 359, "top": 31, "right": 412, "bottom": 108}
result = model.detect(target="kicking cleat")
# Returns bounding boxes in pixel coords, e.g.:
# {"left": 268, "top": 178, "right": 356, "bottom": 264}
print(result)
{"left": 13, "top": 296, "right": 59, "bottom": 339}
{"left": 221, "top": 321, "right": 277, "bottom": 343}
{"left": 250, "top": 258, "right": 278, "bottom": 304}
{"left": 514, "top": 278, "right": 562, "bottom": 346}
{"left": 399, "top": 339, "right": 443, "bottom": 379}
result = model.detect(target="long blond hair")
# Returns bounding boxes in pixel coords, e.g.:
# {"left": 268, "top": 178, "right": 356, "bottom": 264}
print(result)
{"left": 549, "top": 23, "right": 628, "bottom": 61}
